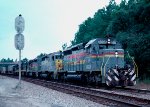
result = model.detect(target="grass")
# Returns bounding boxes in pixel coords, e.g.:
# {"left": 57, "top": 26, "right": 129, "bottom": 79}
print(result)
{"left": 139, "top": 78, "right": 150, "bottom": 84}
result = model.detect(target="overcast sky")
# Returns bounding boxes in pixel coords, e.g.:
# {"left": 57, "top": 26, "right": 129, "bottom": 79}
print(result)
{"left": 0, "top": 0, "right": 121, "bottom": 60}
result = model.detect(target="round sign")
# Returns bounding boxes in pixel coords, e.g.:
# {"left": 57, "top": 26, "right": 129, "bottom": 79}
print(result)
{"left": 15, "top": 34, "right": 24, "bottom": 50}
{"left": 15, "top": 14, "right": 25, "bottom": 34}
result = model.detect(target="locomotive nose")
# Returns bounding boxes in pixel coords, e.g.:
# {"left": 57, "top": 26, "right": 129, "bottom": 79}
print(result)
{"left": 106, "top": 67, "right": 136, "bottom": 87}
{"left": 105, "top": 49, "right": 136, "bottom": 87}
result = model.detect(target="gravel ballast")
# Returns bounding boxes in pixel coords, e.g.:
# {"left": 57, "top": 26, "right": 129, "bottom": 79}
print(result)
{"left": 0, "top": 76, "right": 106, "bottom": 107}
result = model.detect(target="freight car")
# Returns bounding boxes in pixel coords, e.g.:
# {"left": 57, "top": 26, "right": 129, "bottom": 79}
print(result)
{"left": 0, "top": 66, "right": 6, "bottom": 74}
{"left": 7, "top": 65, "right": 16, "bottom": 74}
{"left": 0, "top": 65, "right": 16, "bottom": 75}
{"left": 14, "top": 61, "right": 28, "bottom": 76}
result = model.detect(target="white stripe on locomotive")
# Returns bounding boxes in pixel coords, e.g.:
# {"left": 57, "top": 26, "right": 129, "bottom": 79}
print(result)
{"left": 131, "top": 74, "right": 136, "bottom": 81}
{"left": 106, "top": 80, "right": 109, "bottom": 86}
{"left": 107, "top": 75, "right": 112, "bottom": 81}
{"left": 124, "top": 71, "right": 128, "bottom": 75}
{"left": 113, "top": 69, "right": 119, "bottom": 76}
{"left": 129, "top": 70, "right": 134, "bottom": 75}
{"left": 133, "top": 81, "right": 136, "bottom": 85}
{"left": 114, "top": 76, "right": 119, "bottom": 81}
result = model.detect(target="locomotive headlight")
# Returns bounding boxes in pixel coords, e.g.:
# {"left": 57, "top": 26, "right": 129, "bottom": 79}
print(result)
{"left": 115, "top": 51, "right": 118, "bottom": 57}
{"left": 108, "top": 38, "right": 111, "bottom": 44}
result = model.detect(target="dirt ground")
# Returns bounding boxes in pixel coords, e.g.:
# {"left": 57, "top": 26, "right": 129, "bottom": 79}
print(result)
{"left": 0, "top": 75, "right": 105, "bottom": 107}
{"left": 128, "top": 82, "right": 150, "bottom": 90}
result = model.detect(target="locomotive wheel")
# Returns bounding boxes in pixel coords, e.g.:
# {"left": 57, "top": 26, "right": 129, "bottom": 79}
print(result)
{"left": 33, "top": 72, "right": 36, "bottom": 78}
{"left": 47, "top": 73, "right": 52, "bottom": 80}
{"left": 59, "top": 73, "right": 65, "bottom": 81}
{"left": 81, "top": 74, "right": 88, "bottom": 85}
{"left": 36, "top": 72, "right": 38, "bottom": 78}
{"left": 94, "top": 74, "right": 102, "bottom": 85}
{"left": 38, "top": 72, "right": 41, "bottom": 78}
{"left": 53, "top": 71, "right": 58, "bottom": 80}
{"left": 57, "top": 73, "right": 61, "bottom": 81}
{"left": 63, "top": 73, "right": 68, "bottom": 82}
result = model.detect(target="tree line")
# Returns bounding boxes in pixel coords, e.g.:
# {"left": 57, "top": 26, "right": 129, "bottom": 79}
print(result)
{"left": 70, "top": 0, "right": 150, "bottom": 79}
{"left": 0, "top": 58, "right": 14, "bottom": 63}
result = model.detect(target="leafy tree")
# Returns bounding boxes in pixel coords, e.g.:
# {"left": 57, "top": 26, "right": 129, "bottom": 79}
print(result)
{"left": 62, "top": 43, "right": 67, "bottom": 50}
{"left": 71, "top": 0, "right": 150, "bottom": 78}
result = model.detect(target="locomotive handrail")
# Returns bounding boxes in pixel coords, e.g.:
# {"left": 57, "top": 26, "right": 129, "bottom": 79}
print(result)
{"left": 132, "top": 57, "right": 138, "bottom": 78}
{"left": 101, "top": 56, "right": 104, "bottom": 75}
{"left": 104, "top": 56, "right": 110, "bottom": 77}
{"left": 127, "top": 51, "right": 138, "bottom": 77}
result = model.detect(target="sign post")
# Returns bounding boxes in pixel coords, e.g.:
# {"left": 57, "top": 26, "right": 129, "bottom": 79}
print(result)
{"left": 14, "top": 14, "right": 25, "bottom": 88}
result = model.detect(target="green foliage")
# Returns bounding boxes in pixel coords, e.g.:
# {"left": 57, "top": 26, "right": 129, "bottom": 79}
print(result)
{"left": 22, "top": 58, "right": 28, "bottom": 64}
{"left": 62, "top": 43, "right": 67, "bottom": 50}
{"left": 139, "top": 77, "right": 150, "bottom": 84}
{"left": 72, "top": 0, "right": 150, "bottom": 78}
{"left": 37, "top": 53, "right": 47, "bottom": 59}
{"left": 0, "top": 58, "right": 13, "bottom": 62}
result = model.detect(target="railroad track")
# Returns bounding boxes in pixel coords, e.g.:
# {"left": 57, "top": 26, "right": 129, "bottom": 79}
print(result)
{"left": 116, "top": 87, "right": 150, "bottom": 94}
{"left": 21, "top": 77, "right": 150, "bottom": 107}
{"left": 2, "top": 75, "right": 150, "bottom": 107}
